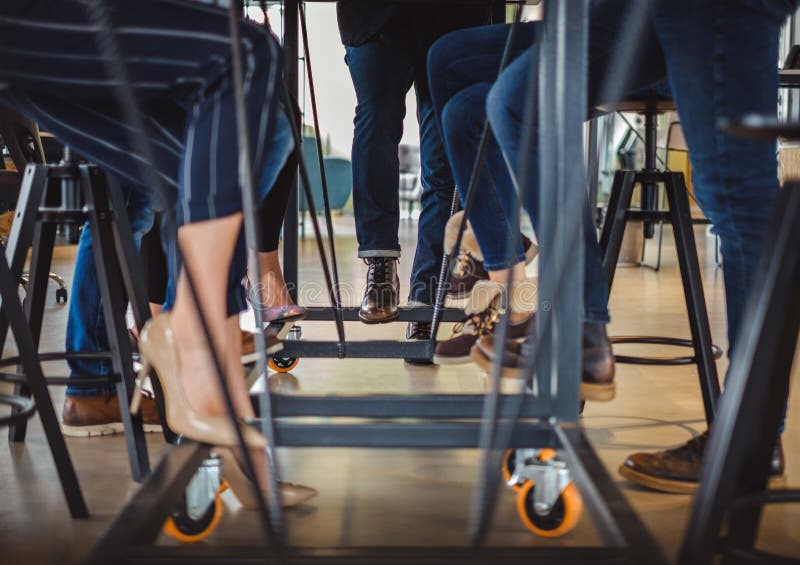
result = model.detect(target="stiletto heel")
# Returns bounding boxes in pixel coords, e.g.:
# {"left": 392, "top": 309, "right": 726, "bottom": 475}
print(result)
{"left": 215, "top": 447, "right": 317, "bottom": 509}
{"left": 129, "top": 359, "right": 150, "bottom": 416}
{"left": 135, "top": 314, "right": 267, "bottom": 449}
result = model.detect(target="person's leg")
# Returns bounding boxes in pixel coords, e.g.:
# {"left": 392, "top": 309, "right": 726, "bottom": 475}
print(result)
{"left": 345, "top": 33, "right": 413, "bottom": 322}
{"left": 62, "top": 187, "right": 158, "bottom": 436}
{"left": 619, "top": 0, "right": 789, "bottom": 494}
{"left": 426, "top": 25, "right": 539, "bottom": 295}
{"left": 487, "top": 51, "right": 611, "bottom": 325}
{"left": 253, "top": 109, "right": 299, "bottom": 310}
{"left": 346, "top": 38, "right": 413, "bottom": 258}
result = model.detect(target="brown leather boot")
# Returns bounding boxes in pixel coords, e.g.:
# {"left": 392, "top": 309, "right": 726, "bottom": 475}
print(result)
{"left": 359, "top": 257, "right": 400, "bottom": 323}
{"left": 619, "top": 431, "right": 785, "bottom": 494}
{"left": 62, "top": 393, "right": 161, "bottom": 437}
{"left": 470, "top": 321, "right": 616, "bottom": 401}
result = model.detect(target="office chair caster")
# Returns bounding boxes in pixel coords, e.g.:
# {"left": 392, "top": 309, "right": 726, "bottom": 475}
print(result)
{"left": 268, "top": 325, "right": 301, "bottom": 373}
{"left": 18, "top": 273, "right": 68, "bottom": 304}
{"left": 162, "top": 453, "right": 227, "bottom": 543}
{"left": 504, "top": 448, "right": 583, "bottom": 538}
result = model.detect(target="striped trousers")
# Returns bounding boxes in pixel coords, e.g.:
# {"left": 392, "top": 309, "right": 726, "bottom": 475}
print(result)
{"left": 0, "top": 0, "right": 292, "bottom": 314}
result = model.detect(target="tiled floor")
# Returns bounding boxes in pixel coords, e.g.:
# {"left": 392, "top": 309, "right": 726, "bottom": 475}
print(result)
{"left": 1, "top": 217, "right": 798, "bottom": 564}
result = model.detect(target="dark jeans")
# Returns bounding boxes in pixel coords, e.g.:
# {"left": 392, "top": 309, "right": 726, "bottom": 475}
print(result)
{"left": 345, "top": 13, "right": 482, "bottom": 305}
{"left": 428, "top": 23, "right": 610, "bottom": 323}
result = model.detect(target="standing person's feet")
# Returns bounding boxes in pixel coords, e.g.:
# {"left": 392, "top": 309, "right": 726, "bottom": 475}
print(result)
{"left": 619, "top": 432, "right": 786, "bottom": 494}
{"left": 405, "top": 321, "right": 434, "bottom": 365}
{"left": 359, "top": 257, "right": 400, "bottom": 323}
{"left": 62, "top": 393, "right": 161, "bottom": 437}
{"left": 471, "top": 321, "right": 616, "bottom": 401}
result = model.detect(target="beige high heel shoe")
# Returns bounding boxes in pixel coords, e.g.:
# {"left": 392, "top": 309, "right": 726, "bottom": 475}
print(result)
{"left": 130, "top": 314, "right": 267, "bottom": 449}
{"left": 216, "top": 447, "right": 317, "bottom": 509}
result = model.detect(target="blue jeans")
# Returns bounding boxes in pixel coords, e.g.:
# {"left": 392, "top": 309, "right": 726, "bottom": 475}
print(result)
{"left": 345, "top": 20, "right": 459, "bottom": 305}
{"left": 486, "top": 0, "right": 783, "bottom": 346}
{"left": 66, "top": 187, "right": 154, "bottom": 397}
{"left": 473, "top": 0, "right": 785, "bottom": 423}
{"left": 428, "top": 23, "right": 611, "bottom": 323}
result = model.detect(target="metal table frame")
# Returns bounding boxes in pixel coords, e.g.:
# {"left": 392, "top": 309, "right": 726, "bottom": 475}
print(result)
{"left": 84, "top": 1, "right": 665, "bottom": 563}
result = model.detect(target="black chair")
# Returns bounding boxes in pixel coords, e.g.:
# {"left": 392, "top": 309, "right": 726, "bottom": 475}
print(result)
{"left": 598, "top": 97, "right": 722, "bottom": 425}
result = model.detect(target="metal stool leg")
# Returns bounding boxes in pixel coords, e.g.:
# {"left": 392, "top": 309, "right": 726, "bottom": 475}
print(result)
{"left": 664, "top": 172, "right": 721, "bottom": 423}
{"left": 5, "top": 165, "right": 50, "bottom": 441}
{"left": 80, "top": 166, "right": 150, "bottom": 481}
{"left": 10, "top": 174, "right": 60, "bottom": 443}
{"left": 599, "top": 169, "right": 637, "bottom": 289}
{"left": 0, "top": 253, "right": 89, "bottom": 518}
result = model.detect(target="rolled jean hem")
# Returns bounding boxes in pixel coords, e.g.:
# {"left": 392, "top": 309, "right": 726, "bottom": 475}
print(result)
{"left": 358, "top": 249, "right": 401, "bottom": 258}
{"left": 482, "top": 253, "right": 527, "bottom": 272}
{"left": 66, "top": 384, "right": 117, "bottom": 398}
{"left": 584, "top": 312, "right": 611, "bottom": 325}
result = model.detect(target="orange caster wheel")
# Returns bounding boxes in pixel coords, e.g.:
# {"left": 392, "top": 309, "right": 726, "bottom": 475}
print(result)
{"left": 268, "top": 355, "right": 299, "bottom": 373}
{"left": 163, "top": 491, "right": 223, "bottom": 543}
{"left": 515, "top": 479, "right": 583, "bottom": 538}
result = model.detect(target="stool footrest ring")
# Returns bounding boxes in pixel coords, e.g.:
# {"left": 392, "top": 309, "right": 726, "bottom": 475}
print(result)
{"left": 0, "top": 394, "right": 36, "bottom": 427}
{"left": 610, "top": 335, "right": 723, "bottom": 366}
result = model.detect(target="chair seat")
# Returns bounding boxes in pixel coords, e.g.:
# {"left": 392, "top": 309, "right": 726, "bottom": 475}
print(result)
{"left": 597, "top": 97, "right": 675, "bottom": 114}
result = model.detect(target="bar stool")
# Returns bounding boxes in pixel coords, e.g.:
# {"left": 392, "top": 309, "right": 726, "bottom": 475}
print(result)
{"left": 0, "top": 159, "right": 156, "bottom": 516}
{"left": 598, "top": 97, "right": 722, "bottom": 425}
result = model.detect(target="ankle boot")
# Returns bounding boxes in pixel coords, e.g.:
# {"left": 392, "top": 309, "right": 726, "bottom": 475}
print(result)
{"left": 359, "top": 257, "right": 400, "bottom": 323}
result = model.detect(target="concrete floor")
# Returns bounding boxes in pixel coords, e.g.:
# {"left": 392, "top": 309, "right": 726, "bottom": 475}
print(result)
{"left": 0, "top": 217, "right": 798, "bottom": 564}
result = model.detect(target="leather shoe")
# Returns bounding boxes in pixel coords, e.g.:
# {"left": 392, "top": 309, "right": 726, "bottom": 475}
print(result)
{"left": 359, "top": 257, "right": 400, "bottom": 323}
{"left": 62, "top": 393, "right": 161, "bottom": 437}
{"left": 470, "top": 321, "right": 615, "bottom": 401}
{"left": 619, "top": 431, "right": 785, "bottom": 494}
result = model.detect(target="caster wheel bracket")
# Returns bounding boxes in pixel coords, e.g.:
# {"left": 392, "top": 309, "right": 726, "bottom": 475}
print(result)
{"left": 516, "top": 451, "right": 572, "bottom": 516}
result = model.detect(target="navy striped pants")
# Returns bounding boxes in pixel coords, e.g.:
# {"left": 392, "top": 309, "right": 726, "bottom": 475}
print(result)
{"left": 0, "top": 0, "right": 292, "bottom": 314}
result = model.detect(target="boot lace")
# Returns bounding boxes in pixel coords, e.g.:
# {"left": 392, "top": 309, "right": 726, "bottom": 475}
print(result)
{"left": 451, "top": 306, "right": 503, "bottom": 338}
{"left": 365, "top": 258, "right": 393, "bottom": 291}
{"left": 453, "top": 252, "right": 474, "bottom": 278}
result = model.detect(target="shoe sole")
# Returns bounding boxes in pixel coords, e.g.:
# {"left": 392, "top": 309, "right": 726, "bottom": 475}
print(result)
{"left": 433, "top": 354, "right": 473, "bottom": 365}
{"left": 62, "top": 422, "right": 162, "bottom": 438}
{"left": 618, "top": 464, "right": 698, "bottom": 494}
{"left": 619, "top": 464, "right": 787, "bottom": 495}
{"left": 266, "top": 314, "right": 306, "bottom": 339}
{"left": 581, "top": 381, "right": 616, "bottom": 402}
{"left": 240, "top": 338, "right": 285, "bottom": 366}
{"left": 469, "top": 347, "right": 527, "bottom": 378}
{"left": 358, "top": 311, "right": 400, "bottom": 324}
{"left": 470, "top": 346, "right": 616, "bottom": 401}
{"left": 404, "top": 358, "right": 435, "bottom": 366}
